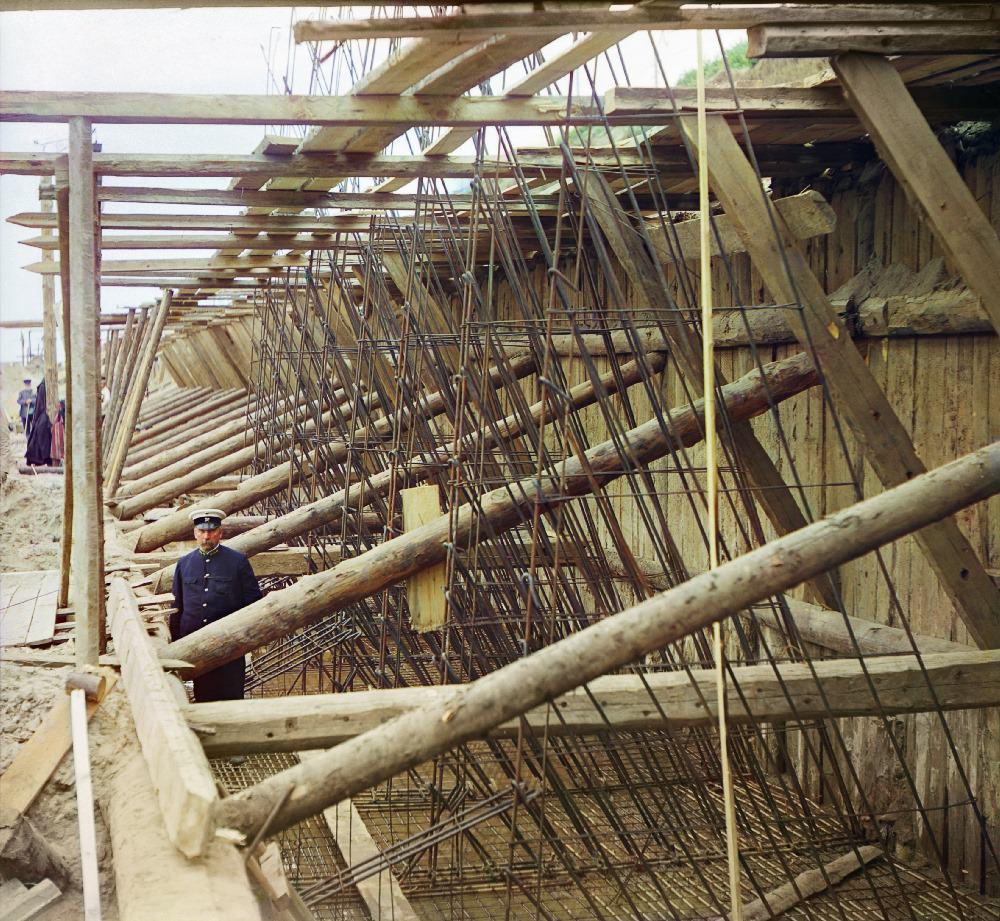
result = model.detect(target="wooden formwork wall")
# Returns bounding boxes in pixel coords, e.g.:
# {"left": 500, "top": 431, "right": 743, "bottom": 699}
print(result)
{"left": 490, "top": 147, "right": 999, "bottom": 891}
{"left": 158, "top": 316, "right": 257, "bottom": 390}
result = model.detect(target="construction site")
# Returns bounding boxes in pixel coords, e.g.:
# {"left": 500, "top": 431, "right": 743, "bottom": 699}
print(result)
{"left": 0, "top": 2, "right": 999, "bottom": 920}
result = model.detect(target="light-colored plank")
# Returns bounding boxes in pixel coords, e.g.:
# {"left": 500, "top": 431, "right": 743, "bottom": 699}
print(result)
{"left": 0, "top": 879, "right": 61, "bottom": 921}
{"left": 0, "top": 673, "right": 116, "bottom": 818}
{"left": 749, "top": 22, "right": 1000, "bottom": 57}
{"left": 0, "top": 572, "right": 58, "bottom": 647}
{"left": 401, "top": 486, "right": 447, "bottom": 633}
{"left": 68, "top": 689, "right": 101, "bottom": 921}
{"left": 299, "top": 751, "right": 421, "bottom": 921}
{"left": 106, "top": 577, "right": 217, "bottom": 857}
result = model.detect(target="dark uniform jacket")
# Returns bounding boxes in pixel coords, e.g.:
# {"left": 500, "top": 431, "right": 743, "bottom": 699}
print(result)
{"left": 170, "top": 544, "right": 262, "bottom": 702}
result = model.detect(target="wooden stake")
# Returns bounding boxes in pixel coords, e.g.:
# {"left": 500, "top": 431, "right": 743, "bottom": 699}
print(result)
{"left": 67, "top": 117, "right": 105, "bottom": 663}
{"left": 56, "top": 188, "right": 73, "bottom": 610}
{"left": 68, "top": 688, "right": 101, "bottom": 921}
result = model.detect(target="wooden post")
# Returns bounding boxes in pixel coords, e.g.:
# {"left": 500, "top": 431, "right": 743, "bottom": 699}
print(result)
{"left": 401, "top": 485, "right": 447, "bottom": 631}
{"left": 39, "top": 180, "right": 59, "bottom": 411}
{"left": 832, "top": 52, "right": 1000, "bottom": 335}
{"left": 56, "top": 187, "right": 74, "bottom": 609}
{"left": 680, "top": 116, "right": 1000, "bottom": 649}
{"left": 68, "top": 117, "right": 105, "bottom": 664}
{"left": 103, "top": 289, "right": 173, "bottom": 497}
{"left": 210, "top": 443, "right": 1000, "bottom": 838}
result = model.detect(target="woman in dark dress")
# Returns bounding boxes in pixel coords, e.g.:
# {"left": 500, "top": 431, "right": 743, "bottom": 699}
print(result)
{"left": 24, "top": 379, "right": 52, "bottom": 467}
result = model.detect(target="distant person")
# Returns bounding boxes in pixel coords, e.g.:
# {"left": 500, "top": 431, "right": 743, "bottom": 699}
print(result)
{"left": 169, "top": 508, "right": 262, "bottom": 702}
{"left": 24, "top": 379, "right": 52, "bottom": 467}
{"left": 50, "top": 398, "right": 66, "bottom": 465}
{"left": 16, "top": 379, "right": 34, "bottom": 436}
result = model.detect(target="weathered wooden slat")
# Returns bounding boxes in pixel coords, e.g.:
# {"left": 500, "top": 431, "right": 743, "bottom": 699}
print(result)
{"left": 106, "top": 578, "right": 217, "bottom": 858}
{"left": 749, "top": 22, "right": 1000, "bottom": 57}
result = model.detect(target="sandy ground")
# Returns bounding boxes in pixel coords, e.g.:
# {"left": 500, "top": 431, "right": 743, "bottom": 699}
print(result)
{"left": 1, "top": 383, "right": 119, "bottom": 920}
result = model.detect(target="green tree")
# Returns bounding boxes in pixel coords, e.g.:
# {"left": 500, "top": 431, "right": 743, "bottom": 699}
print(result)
{"left": 677, "top": 40, "right": 752, "bottom": 87}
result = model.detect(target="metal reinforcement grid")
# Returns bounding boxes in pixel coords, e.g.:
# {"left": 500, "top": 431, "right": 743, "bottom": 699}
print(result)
{"left": 224, "top": 38, "right": 1000, "bottom": 921}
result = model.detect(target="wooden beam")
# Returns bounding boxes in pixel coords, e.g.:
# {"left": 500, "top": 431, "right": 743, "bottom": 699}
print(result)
{"left": 605, "top": 85, "right": 998, "bottom": 123}
{"left": 67, "top": 118, "right": 105, "bottom": 665}
{"left": 208, "top": 442, "right": 1000, "bottom": 838}
{"left": 749, "top": 22, "right": 1000, "bottom": 57}
{"left": 832, "top": 52, "right": 1000, "bottom": 335}
{"left": 293, "top": 6, "right": 996, "bottom": 41}
{"left": 103, "top": 746, "right": 262, "bottom": 921}
{"left": 106, "top": 578, "right": 218, "bottom": 858}
{"left": 681, "top": 116, "right": 1000, "bottom": 649}
{"left": 298, "top": 752, "right": 420, "bottom": 921}
{"left": 103, "top": 290, "right": 173, "bottom": 496}
{"left": 162, "top": 353, "right": 822, "bottom": 675}
{"left": 190, "top": 650, "right": 1000, "bottom": 756}
{"left": 0, "top": 91, "right": 595, "bottom": 126}
{"left": 401, "top": 486, "right": 447, "bottom": 632}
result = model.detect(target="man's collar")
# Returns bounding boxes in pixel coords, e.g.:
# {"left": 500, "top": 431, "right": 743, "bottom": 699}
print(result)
{"left": 198, "top": 544, "right": 221, "bottom": 559}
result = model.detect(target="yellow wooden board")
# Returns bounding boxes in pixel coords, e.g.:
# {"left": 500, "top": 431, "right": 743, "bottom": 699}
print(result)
{"left": 401, "top": 485, "right": 446, "bottom": 632}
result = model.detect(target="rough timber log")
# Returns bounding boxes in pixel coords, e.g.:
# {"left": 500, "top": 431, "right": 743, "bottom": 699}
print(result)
{"left": 138, "top": 352, "right": 537, "bottom": 556}
{"left": 210, "top": 443, "right": 1000, "bottom": 837}
{"left": 163, "top": 352, "right": 820, "bottom": 675}
{"left": 190, "top": 650, "right": 1000, "bottom": 756}
{"left": 112, "top": 403, "right": 343, "bottom": 520}
{"left": 104, "top": 289, "right": 173, "bottom": 496}
{"left": 154, "top": 348, "right": 670, "bottom": 585}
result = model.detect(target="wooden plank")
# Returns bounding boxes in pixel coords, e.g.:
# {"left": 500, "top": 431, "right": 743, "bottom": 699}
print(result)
{"left": 0, "top": 879, "right": 61, "bottom": 921}
{"left": 68, "top": 689, "right": 101, "bottom": 921}
{"left": 648, "top": 189, "right": 836, "bottom": 263}
{"left": 401, "top": 486, "right": 447, "bottom": 633}
{"left": 681, "top": 115, "right": 1000, "bottom": 649}
{"left": 293, "top": 6, "right": 995, "bottom": 41}
{"left": 0, "top": 572, "right": 58, "bottom": 647}
{"left": 833, "top": 52, "right": 1000, "bottom": 335}
{"left": 68, "top": 117, "right": 105, "bottom": 665}
{"left": 749, "top": 23, "right": 1000, "bottom": 57}
{"left": 0, "top": 91, "right": 595, "bottom": 126}
{"left": 106, "top": 577, "right": 217, "bottom": 858}
{"left": 298, "top": 751, "right": 421, "bottom": 921}
{"left": 0, "top": 673, "right": 115, "bottom": 819}
{"left": 191, "top": 650, "right": 1000, "bottom": 756}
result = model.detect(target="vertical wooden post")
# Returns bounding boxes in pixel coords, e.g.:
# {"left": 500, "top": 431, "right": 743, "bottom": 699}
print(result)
{"left": 56, "top": 187, "right": 74, "bottom": 609}
{"left": 104, "top": 289, "right": 173, "bottom": 497}
{"left": 39, "top": 179, "right": 60, "bottom": 410}
{"left": 68, "top": 118, "right": 105, "bottom": 664}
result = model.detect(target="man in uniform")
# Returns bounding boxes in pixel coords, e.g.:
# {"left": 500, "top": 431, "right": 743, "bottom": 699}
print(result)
{"left": 17, "top": 379, "right": 34, "bottom": 436}
{"left": 169, "top": 508, "right": 262, "bottom": 702}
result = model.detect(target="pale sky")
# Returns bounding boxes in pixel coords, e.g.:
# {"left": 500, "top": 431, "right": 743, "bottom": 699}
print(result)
{"left": 0, "top": 6, "right": 742, "bottom": 363}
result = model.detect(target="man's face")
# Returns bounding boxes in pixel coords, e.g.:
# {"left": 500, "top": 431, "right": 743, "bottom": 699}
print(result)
{"left": 194, "top": 526, "right": 222, "bottom": 552}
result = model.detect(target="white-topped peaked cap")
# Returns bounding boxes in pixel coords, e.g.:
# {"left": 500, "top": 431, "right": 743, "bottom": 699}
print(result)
{"left": 188, "top": 508, "right": 226, "bottom": 529}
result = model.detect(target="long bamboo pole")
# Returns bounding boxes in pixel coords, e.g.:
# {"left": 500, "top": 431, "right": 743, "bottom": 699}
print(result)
{"left": 164, "top": 351, "right": 819, "bottom": 674}
{"left": 212, "top": 442, "right": 1000, "bottom": 837}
